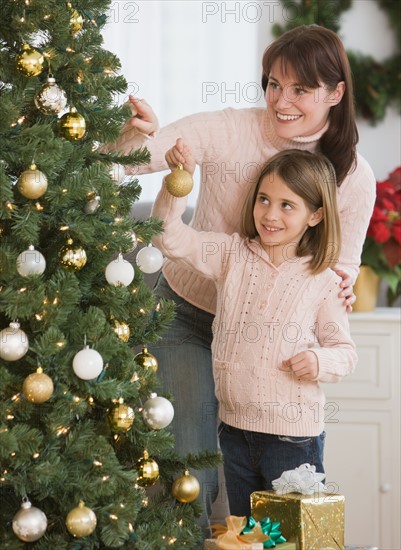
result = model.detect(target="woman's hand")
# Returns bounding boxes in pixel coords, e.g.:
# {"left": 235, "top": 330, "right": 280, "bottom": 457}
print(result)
{"left": 333, "top": 268, "right": 355, "bottom": 313}
{"left": 165, "top": 138, "right": 196, "bottom": 176}
{"left": 126, "top": 96, "right": 159, "bottom": 136}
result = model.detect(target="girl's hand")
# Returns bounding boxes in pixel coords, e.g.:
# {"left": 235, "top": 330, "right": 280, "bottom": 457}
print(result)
{"left": 165, "top": 138, "right": 196, "bottom": 176}
{"left": 126, "top": 96, "right": 159, "bottom": 136}
{"left": 281, "top": 351, "right": 319, "bottom": 381}
{"left": 333, "top": 268, "right": 355, "bottom": 313}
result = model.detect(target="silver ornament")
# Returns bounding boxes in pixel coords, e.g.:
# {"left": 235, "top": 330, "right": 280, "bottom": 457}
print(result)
{"left": 84, "top": 195, "right": 101, "bottom": 214}
{"left": 109, "top": 163, "right": 126, "bottom": 184}
{"left": 12, "top": 498, "right": 47, "bottom": 542}
{"left": 34, "top": 76, "right": 67, "bottom": 114}
{"left": 0, "top": 321, "right": 29, "bottom": 361}
{"left": 16, "top": 245, "right": 46, "bottom": 277}
{"left": 142, "top": 393, "right": 174, "bottom": 430}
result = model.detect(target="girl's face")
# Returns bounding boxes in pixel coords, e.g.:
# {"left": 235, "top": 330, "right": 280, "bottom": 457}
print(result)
{"left": 253, "top": 172, "right": 322, "bottom": 265}
{"left": 265, "top": 59, "right": 344, "bottom": 139}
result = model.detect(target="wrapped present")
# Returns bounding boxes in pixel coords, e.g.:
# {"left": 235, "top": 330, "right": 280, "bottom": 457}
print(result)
{"left": 251, "top": 491, "right": 344, "bottom": 550}
{"left": 204, "top": 515, "right": 294, "bottom": 549}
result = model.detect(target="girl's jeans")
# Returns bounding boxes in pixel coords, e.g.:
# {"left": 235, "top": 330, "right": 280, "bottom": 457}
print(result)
{"left": 218, "top": 421, "right": 326, "bottom": 516}
{"left": 150, "top": 274, "right": 218, "bottom": 535}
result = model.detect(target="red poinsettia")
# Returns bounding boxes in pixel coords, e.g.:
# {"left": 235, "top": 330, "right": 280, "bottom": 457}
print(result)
{"left": 362, "top": 167, "right": 401, "bottom": 304}
{"left": 366, "top": 167, "right": 401, "bottom": 267}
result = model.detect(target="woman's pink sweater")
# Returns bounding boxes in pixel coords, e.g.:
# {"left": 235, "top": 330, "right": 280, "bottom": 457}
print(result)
{"left": 151, "top": 181, "right": 358, "bottom": 436}
{"left": 112, "top": 107, "right": 376, "bottom": 314}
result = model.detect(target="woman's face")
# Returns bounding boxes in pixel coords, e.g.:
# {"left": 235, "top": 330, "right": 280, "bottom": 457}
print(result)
{"left": 265, "top": 59, "right": 344, "bottom": 139}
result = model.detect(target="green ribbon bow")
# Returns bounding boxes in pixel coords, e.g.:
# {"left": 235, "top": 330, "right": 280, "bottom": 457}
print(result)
{"left": 241, "top": 516, "right": 287, "bottom": 548}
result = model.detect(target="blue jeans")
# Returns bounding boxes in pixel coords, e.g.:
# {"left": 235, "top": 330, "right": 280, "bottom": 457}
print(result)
{"left": 149, "top": 274, "right": 218, "bottom": 535}
{"left": 218, "top": 421, "right": 326, "bottom": 516}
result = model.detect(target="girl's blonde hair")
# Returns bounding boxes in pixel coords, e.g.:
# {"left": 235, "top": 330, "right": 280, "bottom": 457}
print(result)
{"left": 240, "top": 150, "right": 341, "bottom": 274}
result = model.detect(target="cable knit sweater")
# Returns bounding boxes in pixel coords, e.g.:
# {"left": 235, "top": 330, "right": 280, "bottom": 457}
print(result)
{"left": 152, "top": 181, "right": 358, "bottom": 436}
{"left": 112, "top": 107, "right": 376, "bottom": 314}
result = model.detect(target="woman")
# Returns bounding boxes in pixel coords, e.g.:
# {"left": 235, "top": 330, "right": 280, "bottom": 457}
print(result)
{"left": 108, "top": 24, "right": 375, "bottom": 532}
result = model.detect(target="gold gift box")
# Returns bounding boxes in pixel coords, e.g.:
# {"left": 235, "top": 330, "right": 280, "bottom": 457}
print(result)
{"left": 204, "top": 540, "right": 295, "bottom": 550}
{"left": 251, "top": 491, "right": 345, "bottom": 550}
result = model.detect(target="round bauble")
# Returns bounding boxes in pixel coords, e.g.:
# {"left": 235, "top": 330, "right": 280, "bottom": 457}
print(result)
{"left": 72, "top": 346, "right": 103, "bottom": 380}
{"left": 136, "top": 245, "right": 163, "bottom": 274}
{"left": 142, "top": 394, "right": 174, "bottom": 430}
{"left": 16, "top": 44, "right": 44, "bottom": 77}
{"left": 23, "top": 368, "right": 54, "bottom": 404}
{"left": 34, "top": 76, "right": 67, "bottom": 114}
{"left": 17, "top": 164, "right": 48, "bottom": 199}
{"left": 113, "top": 319, "right": 130, "bottom": 342}
{"left": 59, "top": 107, "right": 86, "bottom": 141}
{"left": 136, "top": 452, "right": 159, "bottom": 487}
{"left": 109, "top": 163, "right": 126, "bottom": 184}
{"left": 84, "top": 195, "right": 101, "bottom": 214}
{"left": 134, "top": 347, "right": 158, "bottom": 372}
{"left": 172, "top": 470, "right": 200, "bottom": 503}
{"left": 66, "top": 501, "right": 97, "bottom": 538}
{"left": 59, "top": 238, "right": 87, "bottom": 271}
{"left": 0, "top": 322, "right": 29, "bottom": 361}
{"left": 108, "top": 400, "right": 135, "bottom": 432}
{"left": 105, "top": 253, "right": 134, "bottom": 286}
{"left": 17, "top": 245, "right": 46, "bottom": 277}
{"left": 12, "top": 498, "right": 47, "bottom": 542}
{"left": 165, "top": 164, "right": 193, "bottom": 197}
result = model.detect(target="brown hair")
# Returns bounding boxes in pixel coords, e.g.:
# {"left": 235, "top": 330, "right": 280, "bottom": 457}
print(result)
{"left": 241, "top": 150, "right": 341, "bottom": 274}
{"left": 261, "top": 24, "right": 358, "bottom": 184}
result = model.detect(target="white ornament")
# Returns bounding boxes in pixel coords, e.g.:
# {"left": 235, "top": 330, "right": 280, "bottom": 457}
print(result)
{"left": 136, "top": 245, "right": 164, "bottom": 274}
{"left": 0, "top": 322, "right": 29, "bottom": 361}
{"left": 72, "top": 346, "right": 103, "bottom": 380}
{"left": 12, "top": 498, "right": 47, "bottom": 542}
{"left": 142, "top": 393, "right": 174, "bottom": 430}
{"left": 16, "top": 245, "right": 46, "bottom": 277}
{"left": 109, "top": 163, "right": 126, "bottom": 184}
{"left": 105, "top": 253, "right": 134, "bottom": 286}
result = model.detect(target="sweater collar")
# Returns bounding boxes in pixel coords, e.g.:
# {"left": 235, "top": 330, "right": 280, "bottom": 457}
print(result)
{"left": 247, "top": 238, "right": 312, "bottom": 271}
{"left": 263, "top": 110, "right": 329, "bottom": 152}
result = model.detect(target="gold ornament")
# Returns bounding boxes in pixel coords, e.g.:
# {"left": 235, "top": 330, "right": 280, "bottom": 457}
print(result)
{"left": 65, "top": 500, "right": 97, "bottom": 538}
{"left": 68, "top": 2, "right": 84, "bottom": 35}
{"left": 165, "top": 164, "right": 193, "bottom": 197}
{"left": 16, "top": 44, "right": 45, "bottom": 77}
{"left": 34, "top": 76, "right": 67, "bottom": 114}
{"left": 17, "top": 164, "right": 48, "bottom": 199}
{"left": 59, "top": 107, "right": 86, "bottom": 141}
{"left": 108, "top": 399, "right": 135, "bottom": 432}
{"left": 23, "top": 367, "right": 54, "bottom": 404}
{"left": 113, "top": 319, "right": 130, "bottom": 342}
{"left": 172, "top": 470, "right": 200, "bottom": 503}
{"left": 136, "top": 450, "right": 159, "bottom": 487}
{"left": 134, "top": 347, "right": 158, "bottom": 372}
{"left": 59, "top": 238, "right": 87, "bottom": 271}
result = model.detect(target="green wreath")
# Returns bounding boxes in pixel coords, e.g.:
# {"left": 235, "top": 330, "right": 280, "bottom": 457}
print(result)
{"left": 273, "top": 0, "right": 401, "bottom": 125}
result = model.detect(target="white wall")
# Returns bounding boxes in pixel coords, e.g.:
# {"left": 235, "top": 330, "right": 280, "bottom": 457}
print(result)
{"left": 103, "top": 0, "right": 401, "bottom": 204}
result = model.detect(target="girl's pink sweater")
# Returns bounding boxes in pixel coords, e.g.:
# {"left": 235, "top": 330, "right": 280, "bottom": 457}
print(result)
{"left": 151, "top": 181, "right": 358, "bottom": 436}
{"left": 112, "top": 107, "right": 376, "bottom": 314}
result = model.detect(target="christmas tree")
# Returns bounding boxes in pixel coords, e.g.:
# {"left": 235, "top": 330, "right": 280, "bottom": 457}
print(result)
{"left": 0, "top": 1, "right": 219, "bottom": 547}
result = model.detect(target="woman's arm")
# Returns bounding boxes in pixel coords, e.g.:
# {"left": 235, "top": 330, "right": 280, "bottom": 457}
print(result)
{"left": 335, "top": 153, "right": 376, "bottom": 310}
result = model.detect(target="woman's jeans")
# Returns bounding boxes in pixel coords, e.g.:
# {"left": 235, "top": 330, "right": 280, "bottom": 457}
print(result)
{"left": 150, "top": 274, "right": 218, "bottom": 534}
{"left": 219, "top": 421, "right": 326, "bottom": 516}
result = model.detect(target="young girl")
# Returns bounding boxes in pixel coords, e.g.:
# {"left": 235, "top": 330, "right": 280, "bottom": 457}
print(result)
{"left": 151, "top": 141, "right": 358, "bottom": 516}
{"left": 107, "top": 24, "right": 374, "bottom": 524}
